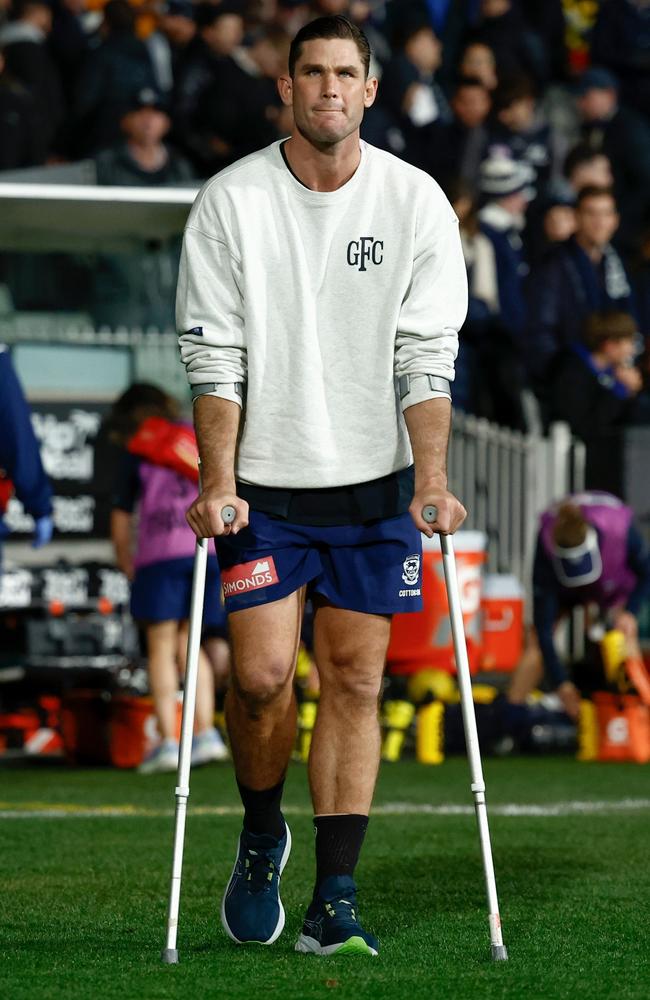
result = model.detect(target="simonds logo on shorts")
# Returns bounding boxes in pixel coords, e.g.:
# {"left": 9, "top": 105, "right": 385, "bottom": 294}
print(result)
{"left": 222, "top": 557, "right": 279, "bottom": 597}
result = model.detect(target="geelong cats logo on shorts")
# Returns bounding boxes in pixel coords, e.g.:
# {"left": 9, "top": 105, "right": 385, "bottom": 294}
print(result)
{"left": 401, "top": 554, "right": 420, "bottom": 586}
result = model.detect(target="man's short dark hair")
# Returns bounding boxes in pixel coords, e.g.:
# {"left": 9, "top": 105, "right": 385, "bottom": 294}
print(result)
{"left": 583, "top": 310, "right": 637, "bottom": 352}
{"left": 563, "top": 143, "right": 608, "bottom": 180}
{"left": 452, "top": 75, "right": 487, "bottom": 94}
{"left": 288, "top": 16, "right": 371, "bottom": 78}
{"left": 576, "top": 185, "right": 616, "bottom": 210}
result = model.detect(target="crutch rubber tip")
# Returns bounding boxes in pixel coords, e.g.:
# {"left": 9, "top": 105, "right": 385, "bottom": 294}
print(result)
{"left": 221, "top": 505, "right": 236, "bottom": 524}
{"left": 161, "top": 948, "right": 179, "bottom": 964}
{"left": 491, "top": 945, "right": 508, "bottom": 961}
{"left": 422, "top": 505, "right": 438, "bottom": 524}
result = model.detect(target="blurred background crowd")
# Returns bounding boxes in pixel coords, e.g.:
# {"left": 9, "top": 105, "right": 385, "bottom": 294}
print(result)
{"left": 3, "top": 0, "right": 650, "bottom": 492}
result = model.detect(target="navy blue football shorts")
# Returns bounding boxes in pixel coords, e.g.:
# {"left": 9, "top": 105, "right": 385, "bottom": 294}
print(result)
{"left": 131, "top": 556, "right": 226, "bottom": 632}
{"left": 215, "top": 511, "right": 424, "bottom": 616}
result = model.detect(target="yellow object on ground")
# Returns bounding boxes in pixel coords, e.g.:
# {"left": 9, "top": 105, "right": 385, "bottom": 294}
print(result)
{"left": 416, "top": 701, "right": 444, "bottom": 764}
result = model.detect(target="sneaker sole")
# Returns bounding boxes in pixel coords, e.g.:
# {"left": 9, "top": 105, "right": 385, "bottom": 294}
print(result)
{"left": 137, "top": 754, "right": 178, "bottom": 775}
{"left": 190, "top": 747, "right": 230, "bottom": 767}
{"left": 221, "top": 824, "right": 292, "bottom": 946}
{"left": 295, "top": 933, "right": 378, "bottom": 957}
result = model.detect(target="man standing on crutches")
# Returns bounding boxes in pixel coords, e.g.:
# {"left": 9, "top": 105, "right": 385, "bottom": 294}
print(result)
{"left": 174, "top": 14, "right": 499, "bottom": 960}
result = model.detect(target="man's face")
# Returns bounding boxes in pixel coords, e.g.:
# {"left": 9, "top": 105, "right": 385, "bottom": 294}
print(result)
{"left": 161, "top": 13, "right": 195, "bottom": 45}
{"left": 602, "top": 336, "right": 635, "bottom": 367}
{"left": 452, "top": 84, "right": 490, "bottom": 128}
{"left": 459, "top": 43, "right": 497, "bottom": 90}
{"left": 543, "top": 205, "right": 576, "bottom": 243}
{"left": 497, "top": 96, "right": 535, "bottom": 132}
{"left": 576, "top": 195, "right": 619, "bottom": 246}
{"left": 203, "top": 14, "right": 244, "bottom": 56}
{"left": 279, "top": 37, "right": 377, "bottom": 148}
{"left": 123, "top": 107, "right": 170, "bottom": 143}
{"left": 577, "top": 87, "right": 617, "bottom": 122}
{"left": 405, "top": 28, "right": 441, "bottom": 75}
{"left": 570, "top": 155, "right": 614, "bottom": 191}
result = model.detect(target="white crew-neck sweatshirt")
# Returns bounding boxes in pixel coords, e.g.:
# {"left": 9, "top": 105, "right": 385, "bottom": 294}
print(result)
{"left": 177, "top": 140, "right": 468, "bottom": 489}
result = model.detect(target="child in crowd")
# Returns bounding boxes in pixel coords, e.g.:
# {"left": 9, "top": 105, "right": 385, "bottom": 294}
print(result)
{"left": 108, "top": 383, "right": 229, "bottom": 774}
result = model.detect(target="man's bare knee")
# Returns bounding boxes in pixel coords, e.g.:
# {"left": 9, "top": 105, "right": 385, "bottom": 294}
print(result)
{"left": 321, "top": 649, "right": 384, "bottom": 707}
{"left": 231, "top": 660, "right": 293, "bottom": 716}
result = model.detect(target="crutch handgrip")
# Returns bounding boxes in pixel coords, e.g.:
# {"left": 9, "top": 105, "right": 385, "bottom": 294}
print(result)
{"left": 221, "top": 505, "right": 236, "bottom": 524}
{"left": 422, "top": 505, "right": 438, "bottom": 524}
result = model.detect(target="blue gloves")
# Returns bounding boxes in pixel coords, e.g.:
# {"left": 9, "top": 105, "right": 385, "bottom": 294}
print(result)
{"left": 32, "top": 514, "right": 54, "bottom": 549}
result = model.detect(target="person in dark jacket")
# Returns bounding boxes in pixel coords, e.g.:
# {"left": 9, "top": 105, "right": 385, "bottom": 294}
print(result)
{"left": 191, "top": 26, "right": 286, "bottom": 175}
{"left": 379, "top": 15, "right": 451, "bottom": 167}
{"left": 549, "top": 310, "right": 645, "bottom": 494}
{"left": 0, "top": 0, "right": 64, "bottom": 154}
{"left": 469, "top": 0, "right": 548, "bottom": 85}
{"left": 0, "top": 47, "right": 45, "bottom": 167}
{"left": 576, "top": 65, "right": 650, "bottom": 254}
{"left": 526, "top": 185, "right": 635, "bottom": 382}
{"left": 0, "top": 346, "right": 53, "bottom": 563}
{"left": 425, "top": 74, "right": 490, "bottom": 192}
{"left": 73, "top": 0, "right": 157, "bottom": 156}
{"left": 92, "top": 87, "right": 195, "bottom": 330}
{"left": 591, "top": 0, "right": 650, "bottom": 118}
{"left": 172, "top": 0, "right": 245, "bottom": 173}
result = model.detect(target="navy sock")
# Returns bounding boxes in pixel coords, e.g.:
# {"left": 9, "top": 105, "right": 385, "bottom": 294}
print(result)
{"left": 237, "top": 777, "right": 286, "bottom": 840}
{"left": 313, "top": 814, "right": 369, "bottom": 898}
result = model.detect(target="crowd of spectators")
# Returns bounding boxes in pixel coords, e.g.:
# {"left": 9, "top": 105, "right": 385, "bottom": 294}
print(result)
{"left": 2, "top": 0, "right": 650, "bottom": 493}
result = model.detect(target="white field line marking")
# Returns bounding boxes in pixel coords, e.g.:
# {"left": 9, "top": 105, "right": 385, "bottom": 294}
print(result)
{"left": 1, "top": 799, "right": 649, "bottom": 820}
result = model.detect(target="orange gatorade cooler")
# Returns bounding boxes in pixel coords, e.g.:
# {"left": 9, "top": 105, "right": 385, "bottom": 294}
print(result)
{"left": 480, "top": 574, "right": 525, "bottom": 672}
{"left": 593, "top": 693, "right": 650, "bottom": 764}
{"left": 387, "top": 531, "right": 486, "bottom": 676}
{"left": 109, "top": 695, "right": 182, "bottom": 768}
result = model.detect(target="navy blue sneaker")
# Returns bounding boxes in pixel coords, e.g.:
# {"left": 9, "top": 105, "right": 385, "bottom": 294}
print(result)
{"left": 295, "top": 875, "right": 378, "bottom": 956}
{"left": 221, "top": 824, "right": 291, "bottom": 945}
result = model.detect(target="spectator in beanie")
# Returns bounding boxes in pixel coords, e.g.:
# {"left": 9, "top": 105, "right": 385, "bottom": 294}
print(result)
{"left": 0, "top": 0, "right": 64, "bottom": 154}
{"left": 73, "top": 0, "right": 157, "bottom": 156}
{"left": 527, "top": 186, "right": 636, "bottom": 382}
{"left": 576, "top": 66, "right": 650, "bottom": 253}
{"left": 478, "top": 154, "right": 535, "bottom": 347}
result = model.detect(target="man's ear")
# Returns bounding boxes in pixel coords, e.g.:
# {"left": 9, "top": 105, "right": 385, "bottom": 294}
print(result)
{"left": 364, "top": 76, "right": 378, "bottom": 109}
{"left": 278, "top": 75, "right": 293, "bottom": 107}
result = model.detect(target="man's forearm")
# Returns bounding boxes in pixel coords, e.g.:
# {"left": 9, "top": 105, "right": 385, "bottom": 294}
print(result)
{"left": 402, "top": 397, "right": 451, "bottom": 489}
{"left": 193, "top": 395, "right": 242, "bottom": 490}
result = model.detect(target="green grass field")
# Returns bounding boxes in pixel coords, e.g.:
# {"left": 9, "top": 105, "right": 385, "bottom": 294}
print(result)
{"left": 2, "top": 757, "right": 650, "bottom": 1000}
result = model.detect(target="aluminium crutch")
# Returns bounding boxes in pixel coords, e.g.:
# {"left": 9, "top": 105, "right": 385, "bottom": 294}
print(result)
{"left": 422, "top": 505, "right": 508, "bottom": 962}
{"left": 161, "top": 503, "right": 236, "bottom": 964}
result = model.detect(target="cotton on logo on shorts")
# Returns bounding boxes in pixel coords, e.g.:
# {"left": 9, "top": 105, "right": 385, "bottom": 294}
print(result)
{"left": 222, "top": 557, "right": 279, "bottom": 597}
{"left": 399, "top": 554, "right": 421, "bottom": 597}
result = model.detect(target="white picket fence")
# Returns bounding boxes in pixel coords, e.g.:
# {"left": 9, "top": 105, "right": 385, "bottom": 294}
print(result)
{"left": 449, "top": 412, "right": 586, "bottom": 607}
